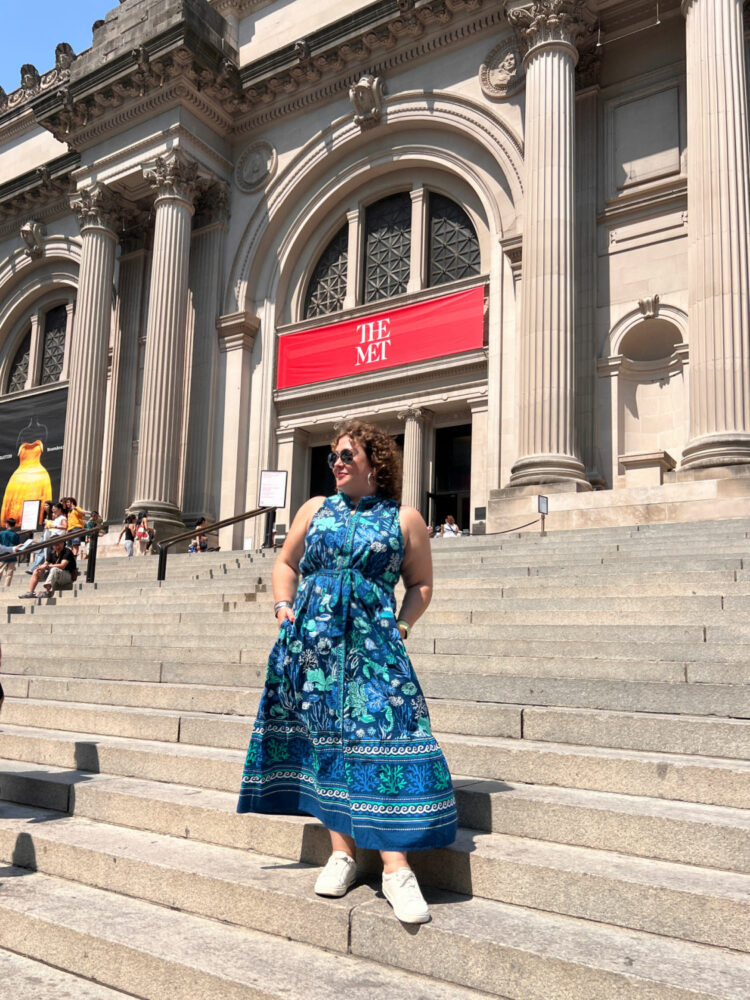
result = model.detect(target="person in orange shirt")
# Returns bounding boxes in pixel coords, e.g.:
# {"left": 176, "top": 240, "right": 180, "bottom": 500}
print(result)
{"left": 64, "top": 497, "right": 86, "bottom": 558}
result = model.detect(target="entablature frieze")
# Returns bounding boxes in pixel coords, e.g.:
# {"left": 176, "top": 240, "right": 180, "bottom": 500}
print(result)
{"left": 0, "top": 152, "right": 80, "bottom": 234}
{"left": 27, "top": 0, "right": 504, "bottom": 146}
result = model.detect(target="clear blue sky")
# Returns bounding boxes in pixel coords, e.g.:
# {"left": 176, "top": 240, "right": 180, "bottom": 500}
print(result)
{"left": 0, "top": 1, "right": 112, "bottom": 95}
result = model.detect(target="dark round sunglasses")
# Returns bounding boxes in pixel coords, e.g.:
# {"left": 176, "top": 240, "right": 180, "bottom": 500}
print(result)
{"left": 327, "top": 448, "right": 355, "bottom": 469}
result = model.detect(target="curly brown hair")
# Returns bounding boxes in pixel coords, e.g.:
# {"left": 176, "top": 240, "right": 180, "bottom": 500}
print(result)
{"left": 332, "top": 419, "right": 403, "bottom": 503}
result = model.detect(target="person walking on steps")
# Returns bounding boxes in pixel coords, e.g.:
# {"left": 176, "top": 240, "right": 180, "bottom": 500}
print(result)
{"left": 237, "top": 419, "right": 457, "bottom": 924}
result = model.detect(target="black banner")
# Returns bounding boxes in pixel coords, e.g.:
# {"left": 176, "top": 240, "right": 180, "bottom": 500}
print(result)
{"left": 0, "top": 387, "right": 67, "bottom": 528}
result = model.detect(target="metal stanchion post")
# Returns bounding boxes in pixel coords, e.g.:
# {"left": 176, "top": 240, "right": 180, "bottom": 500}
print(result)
{"left": 86, "top": 531, "right": 99, "bottom": 584}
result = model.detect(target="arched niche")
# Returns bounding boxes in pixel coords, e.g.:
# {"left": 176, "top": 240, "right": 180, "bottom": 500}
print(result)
{"left": 597, "top": 303, "right": 689, "bottom": 488}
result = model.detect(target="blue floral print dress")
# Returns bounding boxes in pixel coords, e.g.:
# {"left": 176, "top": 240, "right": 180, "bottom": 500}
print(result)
{"left": 237, "top": 492, "right": 458, "bottom": 851}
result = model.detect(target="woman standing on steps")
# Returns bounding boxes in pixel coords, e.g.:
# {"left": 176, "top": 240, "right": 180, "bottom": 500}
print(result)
{"left": 238, "top": 420, "right": 457, "bottom": 923}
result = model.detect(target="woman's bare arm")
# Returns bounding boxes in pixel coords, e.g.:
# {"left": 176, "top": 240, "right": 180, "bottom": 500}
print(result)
{"left": 272, "top": 496, "right": 326, "bottom": 622}
{"left": 397, "top": 506, "right": 433, "bottom": 636}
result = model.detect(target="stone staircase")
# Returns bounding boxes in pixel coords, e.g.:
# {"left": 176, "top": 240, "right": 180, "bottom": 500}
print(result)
{"left": 0, "top": 521, "right": 749, "bottom": 999}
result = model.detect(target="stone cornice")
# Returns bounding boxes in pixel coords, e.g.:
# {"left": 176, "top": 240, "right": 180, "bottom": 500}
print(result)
{"left": 29, "top": 0, "right": 501, "bottom": 145}
{"left": 0, "top": 152, "right": 80, "bottom": 232}
{"left": 0, "top": 45, "right": 77, "bottom": 123}
{"left": 235, "top": 0, "right": 500, "bottom": 133}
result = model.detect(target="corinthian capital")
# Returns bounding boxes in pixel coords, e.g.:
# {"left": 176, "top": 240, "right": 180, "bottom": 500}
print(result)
{"left": 70, "top": 184, "right": 121, "bottom": 234}
{"left": 506, "top": 1, "right": 594, "bottom": 62}
{"left": 143, "top": 150, "right": 200, "bottom": 207}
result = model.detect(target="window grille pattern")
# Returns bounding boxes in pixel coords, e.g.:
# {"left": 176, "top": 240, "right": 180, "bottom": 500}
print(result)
{"left": 40, "top": 304, "right": 67, "bottom": 385}
{"left": 304, "top": 225, "right": 348, "bottom": 319}
{"left": 7, "top": 331, "right": 31, "bottom": 394}
{"left": 364, "top": 193, "right": 411, "bottom": 303}
{"left": 429, "top": 194, "right": 480, "bottom": 287}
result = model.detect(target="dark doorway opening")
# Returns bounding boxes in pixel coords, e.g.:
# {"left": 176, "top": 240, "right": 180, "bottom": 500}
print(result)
{"left": 428, "top": 423, "right": 471, "bottom": 531}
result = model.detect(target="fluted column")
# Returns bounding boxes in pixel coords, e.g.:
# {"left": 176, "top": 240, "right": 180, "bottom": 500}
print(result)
{"left": 132, "top": 151, "right": 199, "bottom": 535}
{"left": 506, "top": 1, "right": 590, "bottom": 487}
{"left": 680, "top": 0, "right": 750, "bottom": 468}
{"left": 398, "top": 407, "right": 430, "bottom": 514}
{"left": 182, "top": 185, "right": 230, "bottom": 523}
{"left": 61, "top": 184, "right": 120, "bottom": 509}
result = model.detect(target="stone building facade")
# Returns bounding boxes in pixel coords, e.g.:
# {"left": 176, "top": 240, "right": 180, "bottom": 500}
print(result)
{"left": 0, "top": 0, "right": 749, "bottom": 545}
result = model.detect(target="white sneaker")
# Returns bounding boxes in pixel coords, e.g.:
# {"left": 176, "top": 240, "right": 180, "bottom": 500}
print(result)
{"left": 382, "top": 868, "right": 431, "bottom": 923}
{"left": 314, "top": 851, "right": 357, "bottom": 897}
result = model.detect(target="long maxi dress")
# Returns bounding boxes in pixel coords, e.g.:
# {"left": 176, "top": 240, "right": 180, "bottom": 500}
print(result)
{"left": 237, "top": 491, "right": 458, "bottom": 852}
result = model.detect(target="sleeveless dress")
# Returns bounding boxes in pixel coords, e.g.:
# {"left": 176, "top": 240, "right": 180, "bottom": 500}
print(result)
{"left": 237, "top": 492, "right": 458, "bottom": 852}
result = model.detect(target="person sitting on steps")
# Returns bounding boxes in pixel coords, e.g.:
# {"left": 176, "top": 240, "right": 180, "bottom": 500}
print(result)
{"left": 18, "top": 537, "right": 77, "bottom": 599}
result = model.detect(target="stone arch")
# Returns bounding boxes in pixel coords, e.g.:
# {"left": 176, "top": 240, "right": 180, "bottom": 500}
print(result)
{"left": 0, "top": 241, "right": 80, "bottom": 392}
{"left": 224, "top": 91, "right": 524, "bottom": 318}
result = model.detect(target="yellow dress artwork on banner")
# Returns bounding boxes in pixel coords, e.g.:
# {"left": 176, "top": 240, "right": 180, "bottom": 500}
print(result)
{"left": 1, "top": 437, "right": 52, "bottom": 526}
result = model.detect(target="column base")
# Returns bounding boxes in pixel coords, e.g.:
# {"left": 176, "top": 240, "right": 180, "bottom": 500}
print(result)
{"left": 680, "top": 434, "right": 750, "bottom": 470}
{"left": 509, "top": 454, "right": 592, "bottom": 489}
{"left": 127, "top": 500, "right": 185, "bottom": 544}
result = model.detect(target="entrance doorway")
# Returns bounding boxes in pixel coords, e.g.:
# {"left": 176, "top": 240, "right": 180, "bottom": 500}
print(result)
{"left": 429, "top": 424, "right": 471, "bottom": 532}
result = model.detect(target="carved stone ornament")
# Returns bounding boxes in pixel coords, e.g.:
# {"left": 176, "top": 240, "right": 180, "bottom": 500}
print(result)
{"left": 20, "top": 64, "right": 41, "bottom": 95}
{"left": 70, "top": 184, "right": 121, "bottom": 233}
{"left": 143, "top": 151, "right": 200, "bottom": 206}
{"left": 234, "top": 140, "right": 277, "bottom": 193}
{"left": 20, "top": 219, "right": 46, "bottom": 258}
{"left": 349, "top": 74, "right": 385, "bottom": 130}
{"left": 55, "top": 43, "right": 76, "bottom": 73}
{"left": 480, "top": 37, "right": 525, "bottom": 99}
{"left": 507, "top": 1, "right": 594, "bottom": 60}
{"left": 639, "top": 294, "right": 661, "bottom": 318}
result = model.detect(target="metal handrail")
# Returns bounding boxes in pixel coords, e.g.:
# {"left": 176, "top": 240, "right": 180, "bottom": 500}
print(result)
{"left": 155, "top": 506, "right": 276, "bottom": 581}
{"left": 0, "top": 524, "right": 105, "bottom": 585}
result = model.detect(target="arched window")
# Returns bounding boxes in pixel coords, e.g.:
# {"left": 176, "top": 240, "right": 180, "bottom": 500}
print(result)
{"left": 429, "top": 193, "right": 480, "bottom": 287}
{"left": 302, "top": 189, "right": 482, "bottom": 321}
{"left": 40, "top": 304, "right": 68, "bottom": 385}
{"left": 2, "top": 299, "right": 73, "bottom": 396}
{"left": 7, "top": 331, "right": 31, "bottom": 394}
{"left": 364, "top": 193, "right": 412, "bottom": 303}
{"left": 304, "top": 224, "right": 348, "bottom": 319}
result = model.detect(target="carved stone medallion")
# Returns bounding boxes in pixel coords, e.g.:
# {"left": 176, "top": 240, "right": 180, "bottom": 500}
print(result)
{"left": 235, "top": 140, "right": 277, "bottom": 193}
{"left": 479, "top": 38, "right": 525, "bottom": 99}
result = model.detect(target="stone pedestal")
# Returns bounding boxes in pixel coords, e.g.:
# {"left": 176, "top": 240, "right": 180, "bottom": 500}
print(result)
{"left": 131, "top": 152, "right": 199, "bottom": 539}
{"left": 61, "top": 184, "right": 120, "bottom": 510}
{"left": 398, "top": 406, "right": 430, "bottom": 514}
{"left": 680, "top": 0, "right": 750, "bottom": 469}
{"left": 506, "top": 1, "right": 590, "bottom": 488}
{"left": 620, "top": 451, "right": 677, "bottom": 489}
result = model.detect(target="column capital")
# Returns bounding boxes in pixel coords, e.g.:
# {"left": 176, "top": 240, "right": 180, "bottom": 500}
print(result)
{"left": 70, "top": 183, "right": 121, "bottom": 235}
{"left": 397, "top": 405, "right": 431, "bottom": 425}
{"left": 143, "top": 150, "right": 201, "bottom": 209}
{"left": 505, "top": 1, "right": 595, "bottom": 65}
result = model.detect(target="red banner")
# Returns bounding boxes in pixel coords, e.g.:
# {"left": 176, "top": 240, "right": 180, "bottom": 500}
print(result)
{"left": 276, "top": 286, "right": 485, "bottom": 390}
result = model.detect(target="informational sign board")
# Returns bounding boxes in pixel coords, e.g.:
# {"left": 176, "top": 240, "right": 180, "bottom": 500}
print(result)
{"left": 277, "top": 286, "right": 485, "bottom": 390}
{"left": 538, "top": 495, "right": 549, "bottom": 515}
{"left": 259, "top": 470, "right": 288, "bottom": 509}
{"left": 20, "top": 499, "right": 41, "bottom": 532}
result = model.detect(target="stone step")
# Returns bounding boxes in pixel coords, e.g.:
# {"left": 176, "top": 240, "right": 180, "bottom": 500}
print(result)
{"left": 0, "top": 949, "right": 130, "bottom": 1000}
{"left": 3, "top": 693, "right": 749, "bottom": 758}
{"left": 1, "top": 800, "right": 747, "bottom": 953}
{"left": 522, "top": 706, "right": 750, "bottom": 759}
{"left": 8, "top": 667, "right": 750, "bottom": 720}
{"left": 1, "top": 721, "right": 747, "bottom": 808}
{"left": 4, "top": 761, "right": 746, "bottom": 875}
{"left": 0, "top": 870, "right": 489, "bottom": 1000}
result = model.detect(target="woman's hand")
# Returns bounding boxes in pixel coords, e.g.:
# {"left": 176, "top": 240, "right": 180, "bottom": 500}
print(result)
{"left": 276, "top": 606, "right": 295, "bottom": 626}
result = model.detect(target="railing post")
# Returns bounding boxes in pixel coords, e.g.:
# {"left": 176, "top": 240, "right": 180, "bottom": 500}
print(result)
{"left": 157, "top": 544, "right": 168, "bottom": 582}
{"left": 86, "top": 530, "right": 99, "bottom": 584}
